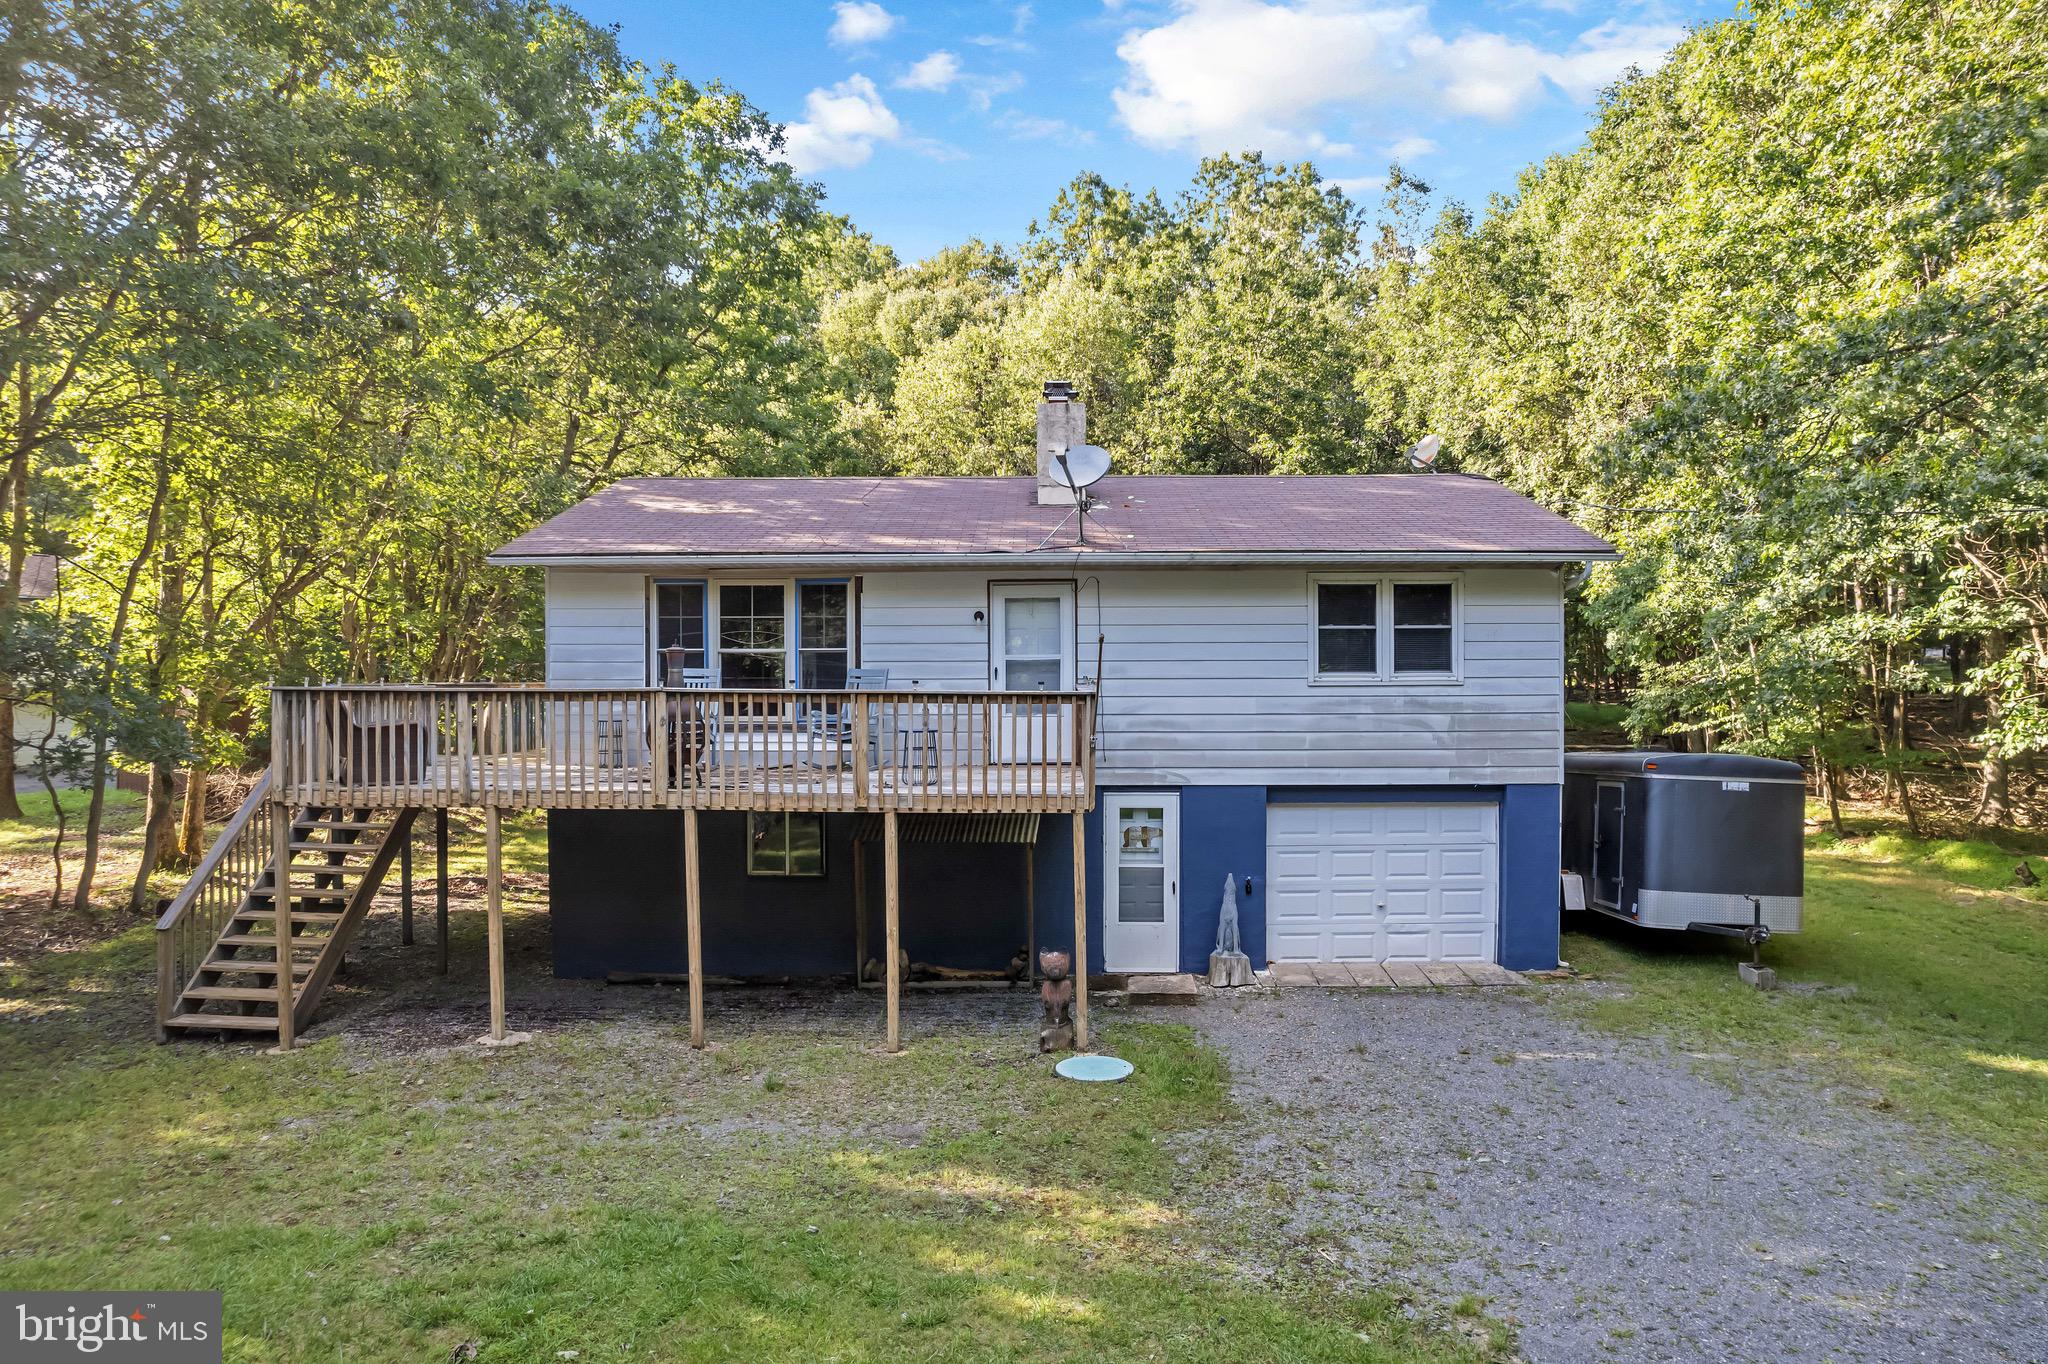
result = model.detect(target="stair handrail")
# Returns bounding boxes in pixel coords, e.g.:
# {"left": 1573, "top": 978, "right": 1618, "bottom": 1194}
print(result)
{"left": 155, "top": 769, "right": 274, "bottom": 1037}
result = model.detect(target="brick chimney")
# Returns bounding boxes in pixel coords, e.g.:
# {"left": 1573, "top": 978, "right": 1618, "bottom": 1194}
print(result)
{"left": 1035, "top": 379, "right": 1085, "bottom": 505}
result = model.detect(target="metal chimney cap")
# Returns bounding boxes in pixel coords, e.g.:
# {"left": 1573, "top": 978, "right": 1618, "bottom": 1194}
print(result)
{"left": 1042, "top": 379, "right": 1075, "bottom": 402}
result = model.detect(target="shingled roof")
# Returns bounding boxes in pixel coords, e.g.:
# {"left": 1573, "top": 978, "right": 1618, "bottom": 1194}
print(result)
{"left": 491, "top": 475, "right": 1615, "bottom": 565}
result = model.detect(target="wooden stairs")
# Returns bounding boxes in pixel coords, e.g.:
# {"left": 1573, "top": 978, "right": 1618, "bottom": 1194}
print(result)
{"left": 156, "top": 773, "right": 416, "bottom": 1041}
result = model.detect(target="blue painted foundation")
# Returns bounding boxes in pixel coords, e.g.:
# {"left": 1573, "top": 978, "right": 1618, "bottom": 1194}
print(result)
{"left": 549, "top": 811, "right": 1030, "bottom": 979}
{"left": 1497, "top": 783, "right": 1563, "bottom": 970}
{"left": 547, "top": 781, "right": 1563, "bottom": 978}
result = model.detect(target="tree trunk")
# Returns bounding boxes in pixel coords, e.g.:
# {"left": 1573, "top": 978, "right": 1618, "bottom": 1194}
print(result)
{"left": 1813, "top": 748, "right": 1845, "bottom": 835}
{"left": 0, "top": 700, "right": 21, "bottom": 821}
{"left": 129, "top": 764, "right": 177, "bottom": 912}
{"left": 176, "top": 764, "right": 209, "bottom": 865}
{"left": 71, "top": 417, "right": 171, "bottom": 911}
{"left": 0, "top": 360, "right": 32, "bottom": 821}
{"left": 1978, "top": 630, "right": 2012, "bottom": 829}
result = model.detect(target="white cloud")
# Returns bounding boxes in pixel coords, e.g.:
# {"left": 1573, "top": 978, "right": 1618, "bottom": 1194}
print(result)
{"left": 1328, "top": 173, "right": 1385, "bottom": 197}
{"left": 1111, "top": 1, "right": 1686, "bottom": 155}
{"left": 1386, "top": 134, "right": 1437, "bottom": 160}
{"left": 897, "top": 50, "right": 962, "bottom": 92}
{"left": 964, "top": 70, "right": 1024, "bottom": 111}
{"left": 1542, "top": 19, "right": 1686, "bottom": 101}
{"left": 1112, "top": 0, "right": 1402, "bottom": 156}
{"left": 997, "top": 111, "right": 1096, "bottom": 144}
{"left": 780, "top": 75, "right": 902, "bottom": 172}
{"left": 829, "top": 1, "right": 899, "bottom": 47}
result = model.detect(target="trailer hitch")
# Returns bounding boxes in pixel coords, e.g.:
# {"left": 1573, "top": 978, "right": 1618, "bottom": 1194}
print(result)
{"left": 1686, "top": 897, "right": 1778, "bottom": 989}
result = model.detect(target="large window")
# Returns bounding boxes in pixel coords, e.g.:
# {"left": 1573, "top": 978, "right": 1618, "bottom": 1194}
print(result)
{"left": 718, "top": 584, "right": 787, "bottom": 688}
{"left": 655, "top": 578, "right": 856, "bottom": 689}
{"left": 1311, "top": 575, "right": 1459, "bottom": 681}
{"left": 748, "top": 811, "right": 825, "bottom": 877}
{"left": 654, "top": 581, "right": 707, "bottom": 684}
{"left": 797, "top": 582, "right": 850, "bottom": 688}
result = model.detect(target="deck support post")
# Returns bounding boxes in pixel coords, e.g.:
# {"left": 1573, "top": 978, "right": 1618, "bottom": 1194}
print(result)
{"left": 400, "top": 830, "right": 414, "bottom": 945}
{"left": 477, "top": 805, "right": 528, "bottom": 1047}
{"left": 685, "top": 808, "right": 704, "bottom": 1049}
{"left": 851, "top": 838, "right": 867, "bottom": 982}
{"left": 884, "top": 809, "right": 901, "bottom": 1053}
{"left": 435, "top": 809, "right": 449, "bottom": 977}
{"left": 1072, "top": 811, "right": 1088, "bottom": 1051}
{"left": 270, "top": 798, "right": 297, "bottom": 1051}
{"left": 1024, "top": 844, "right": 1035, "bottom": 986}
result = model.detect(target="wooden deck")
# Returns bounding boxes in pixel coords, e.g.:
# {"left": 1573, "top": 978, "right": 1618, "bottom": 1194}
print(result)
{"left": 272, "top": 685, "right": 1097, "bottom": 814}
{"left": 157, "top": 684, "right": 1100, "bottom": 1055}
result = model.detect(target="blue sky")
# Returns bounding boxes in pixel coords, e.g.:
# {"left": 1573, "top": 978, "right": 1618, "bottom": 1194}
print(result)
{"left": 579, "top": 1, "right": 1737, "bottom": 261}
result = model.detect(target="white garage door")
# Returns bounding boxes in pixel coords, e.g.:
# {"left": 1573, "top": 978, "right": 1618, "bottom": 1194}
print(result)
{"left": 1266, "top": 803, "right": 1498, "bottom": 963}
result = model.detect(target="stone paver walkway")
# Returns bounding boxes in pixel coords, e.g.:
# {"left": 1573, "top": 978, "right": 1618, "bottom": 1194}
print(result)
{"left": 1264, "top": 960, "right": 1521, "bottom": 988}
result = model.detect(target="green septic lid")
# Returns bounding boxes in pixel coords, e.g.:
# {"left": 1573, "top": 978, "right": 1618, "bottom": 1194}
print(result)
{"left": 1055, "top": 1054, "right": 1134, "bottom": 1082}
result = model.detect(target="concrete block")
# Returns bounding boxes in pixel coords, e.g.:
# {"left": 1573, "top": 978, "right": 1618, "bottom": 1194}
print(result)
{"left": 1127, "top": 973, "right": 1201, "bottom": 1005}
{"left": 1738, "top": 962, "right": 1778, "bottom": 992}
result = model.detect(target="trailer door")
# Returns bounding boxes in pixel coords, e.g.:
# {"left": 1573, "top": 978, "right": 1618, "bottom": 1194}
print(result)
{"left": 1592, "top": 782, "right": 1625, "bottom": 909}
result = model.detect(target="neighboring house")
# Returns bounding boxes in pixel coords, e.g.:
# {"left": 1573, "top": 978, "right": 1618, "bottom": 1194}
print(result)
{"left": 156, "top": 385, "right": 1614, "bottom": 1047}
{"left": 3, "top": 553, "right": 58, "bottom": 603}
{"left": 490, "top": 387, "right": 1616, "bottom": 983}
{"left": 5, "top": 555, "right": 76, "bottom": 787}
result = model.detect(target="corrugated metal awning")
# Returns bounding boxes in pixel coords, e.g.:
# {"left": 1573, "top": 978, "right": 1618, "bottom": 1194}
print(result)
{"left": 851, "top": 813, "right": 1042, "bottom": 845}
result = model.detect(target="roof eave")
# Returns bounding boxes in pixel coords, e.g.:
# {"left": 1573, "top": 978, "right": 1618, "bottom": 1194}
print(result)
{"left": 488, "top": 548, "right": 1621, "bottom": 570}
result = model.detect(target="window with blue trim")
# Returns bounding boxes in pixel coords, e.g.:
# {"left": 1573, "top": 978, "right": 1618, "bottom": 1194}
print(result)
{"left": 655, "top": 582, "right": 706, "bottom": 684}
{"left": 797, "top": 582, "right": 850, "bottom": 688}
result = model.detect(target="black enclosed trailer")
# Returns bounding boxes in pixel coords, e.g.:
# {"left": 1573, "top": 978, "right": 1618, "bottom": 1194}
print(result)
{"left": 1562, "top": 752, "right": 1804, "bottom": 935}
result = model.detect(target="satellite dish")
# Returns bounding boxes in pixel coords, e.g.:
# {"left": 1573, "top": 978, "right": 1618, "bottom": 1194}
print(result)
{"left": 1406, "top": 434, "right": 1442, "bottom": 471}
{"left": 1055, "top": 443, "right": 1112, "bottom": 490}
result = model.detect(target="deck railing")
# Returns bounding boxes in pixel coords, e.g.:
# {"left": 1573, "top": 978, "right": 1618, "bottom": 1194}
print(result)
{"left": 154, "top": 770, "right": 274, "bottom": 1039}
{"left": 270, "top": 685, "right": 1097, "bottom": 813}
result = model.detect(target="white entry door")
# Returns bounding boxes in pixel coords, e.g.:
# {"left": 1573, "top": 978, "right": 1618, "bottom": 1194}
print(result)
{"left": 989, "top": 583, "right": 1074, "bottom": 763}
{"left": 1265, "top": 803, "right": 1498, "bottom": 963}
{"left": 1103, "top": 793, "right": 1180, "bottom": 973}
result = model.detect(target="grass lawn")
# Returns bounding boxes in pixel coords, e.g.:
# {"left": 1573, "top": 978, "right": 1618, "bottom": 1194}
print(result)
{"left": 1562, "top": 807, "right": 2048, "bottom": 1218}
{"left": 0, "top": 912, "right": 1495, "bottom": 1363}
{"left": 0, "top": 787, "right": 142, "bottom": 856}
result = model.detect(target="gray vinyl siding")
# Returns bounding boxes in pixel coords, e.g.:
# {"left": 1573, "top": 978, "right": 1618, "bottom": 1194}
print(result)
{"left": 540, "top": 563, "right": 1566, "bottom": 786}
{"left": 861, "top": 567, "right": 1565, "bottom": 787}
{"left": 544, "top": 569, "right": 647, "bottom": 686}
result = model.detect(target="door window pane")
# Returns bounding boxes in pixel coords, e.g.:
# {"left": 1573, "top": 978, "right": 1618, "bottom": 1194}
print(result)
{"left": 1117, "top": 868, "right": 1167, "bottom": 922}
{"left": 798, "top": 582, "right": 850, "bottom": 688}
{"left": 1001, "top": 596, "right": 1063, "bottom": 691}
{"left": 1393, "top": 583, "right": 1454, "bottom": 674}
{"left": 1115, "top": 807, "right": 1167, "bottom": 923}
{"left": 1316, "top": 582, "right": 1377, "bottom": 676}
{"left": 1004, "top": 598, "right": 1061, "bottom": 657}
{"left": 656, "top": 582, "right": 707, "bottom": 683}
{"left": 719, "top": 584, "right": 786, "bottom": 688}
{"left": 1005, "top": 659, "right": 1062, "bottom": 692}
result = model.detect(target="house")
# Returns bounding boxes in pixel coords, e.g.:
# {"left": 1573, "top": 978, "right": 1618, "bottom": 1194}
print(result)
{"left": 155, "top": 384, "right": 1614, "bottom": 1050}
{"left": 2, "top": 552, "right": 58, "bottom": 602}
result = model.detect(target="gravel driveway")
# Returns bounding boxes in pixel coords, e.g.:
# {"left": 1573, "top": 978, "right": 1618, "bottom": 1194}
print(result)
{"left": 1182, "top": 984, "right": 2048, "bottom": 1364}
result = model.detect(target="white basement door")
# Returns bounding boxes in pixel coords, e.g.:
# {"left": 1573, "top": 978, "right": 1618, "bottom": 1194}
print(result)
{"left": 1265, "top": 803, "right": 1498, "bottom": 963}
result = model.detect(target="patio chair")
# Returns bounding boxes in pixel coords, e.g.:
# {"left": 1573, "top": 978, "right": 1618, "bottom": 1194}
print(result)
{"left": 805, "top": 667, "right": 890, "bottom": 770}
{"left": 664, "top": 667, "right": 723, "bottom": 777}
